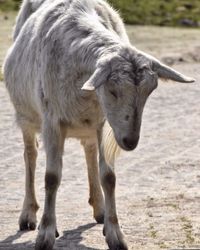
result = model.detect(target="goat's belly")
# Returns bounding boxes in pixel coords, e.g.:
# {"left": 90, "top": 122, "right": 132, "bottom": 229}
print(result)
{"left": 66, "top": 127, "right": 97, "bottom": 140}
{"left": 62, "top": 115, "right": 104, "bottom": 140}
{"left": 57, "top": 94, "right": 104, "bottom": 139}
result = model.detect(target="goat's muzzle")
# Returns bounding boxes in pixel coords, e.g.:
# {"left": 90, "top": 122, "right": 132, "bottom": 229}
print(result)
{"left": 121, "top": 135, "right": 140, "bottom": 151}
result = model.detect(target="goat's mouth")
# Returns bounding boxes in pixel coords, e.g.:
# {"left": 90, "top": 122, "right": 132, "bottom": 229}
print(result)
{"left": 117, "top": 135, "right": 140, "bottom": 151}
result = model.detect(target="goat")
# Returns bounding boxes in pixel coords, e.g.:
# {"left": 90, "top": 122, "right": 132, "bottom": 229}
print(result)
{"left": 3, "top": 0, "right": 194, "bottom": 249}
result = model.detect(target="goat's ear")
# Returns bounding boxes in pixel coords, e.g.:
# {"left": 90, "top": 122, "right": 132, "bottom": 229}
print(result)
{"left": 152, "top": 59, "right": 195, "bottom": 83}
{"left": 82, "top": 67, "right": 108, "bottom": 91}
{"left": 138, "top": 51, "right": 195, "bottom": 83}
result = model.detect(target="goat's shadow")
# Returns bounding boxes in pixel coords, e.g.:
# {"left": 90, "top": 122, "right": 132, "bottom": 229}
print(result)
{"left": 0, "top": 223, "right": 103, "bottom": 250}
{"left": 0, "top": 230, "right": 33, "bottom": 250}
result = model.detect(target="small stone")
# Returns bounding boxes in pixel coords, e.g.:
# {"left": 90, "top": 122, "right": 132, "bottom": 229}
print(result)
{"left": 184, "top": 3, "right": 194, "bottom": 9}
{"left": 176, "top": 6, "right": 186, "bottom": 12}
{"left": 162, "top": 56, "right": 175, "bottom": 66}
{"left": 179, "top": 18, "right": 197, "bottom": 27}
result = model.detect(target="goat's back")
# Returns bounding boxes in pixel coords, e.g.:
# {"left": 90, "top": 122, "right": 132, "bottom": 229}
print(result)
{"left": 3, "top": 0, "right": 128, "bottom": 129}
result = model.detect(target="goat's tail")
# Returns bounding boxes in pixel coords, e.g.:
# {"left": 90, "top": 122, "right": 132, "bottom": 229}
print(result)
{"left": 101, "top": 121, "right": 121, "bottom": 166}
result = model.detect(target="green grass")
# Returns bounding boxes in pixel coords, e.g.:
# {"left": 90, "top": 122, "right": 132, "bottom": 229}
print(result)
{"left": 0, "top": 0, "right": 200, "bottom": 26}
{"left": 109, "top": 0, "right": 200, "bottom": 26}
{"left": 0, "top": 12, "right": 16, "bottom": 82}
{"left": 0, "top": 0, "right": 20, "bottom": 11}
{"left": 149, "top": 224, "right": 158, "bottom": 239}
{"left": 0, "top": 71, "right": 4, "bottom": 81}
{"left": 180, "top": 216, "right": 195, "bottom": 245}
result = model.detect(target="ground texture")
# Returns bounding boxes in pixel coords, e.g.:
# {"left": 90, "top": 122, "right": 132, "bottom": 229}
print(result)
{"left": 0, "top": 14, "right": 200, "bottom": 250}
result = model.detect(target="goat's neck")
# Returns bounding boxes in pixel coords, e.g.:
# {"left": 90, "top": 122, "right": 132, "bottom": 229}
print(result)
{"left": 75, "top": 31, "right": 123, "bottom": 72}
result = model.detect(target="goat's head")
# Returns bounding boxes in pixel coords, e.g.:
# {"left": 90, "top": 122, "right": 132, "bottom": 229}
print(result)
{"left": 82, "top": 47, "right": 195, "bottom": 151}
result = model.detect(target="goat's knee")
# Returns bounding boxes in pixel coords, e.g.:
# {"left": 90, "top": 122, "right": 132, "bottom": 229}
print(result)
{"left": 101, "top": 170, "right": 116, "bottom": 194}
{"left": 24, "top": 144, "right": 37, "bottom": 162}
{"left": 45, "top": 172, "right": 60, "bottom": 192}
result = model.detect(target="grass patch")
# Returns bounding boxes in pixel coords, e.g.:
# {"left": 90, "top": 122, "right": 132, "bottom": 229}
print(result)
{"left": 158, "top": 242, "right": 168, "bottom": 249}
{"left": 166, "top": 203, "right": 180, "bottom": 210}
{"left": 0, "top": 71, "right": 4, "bottom": 81}
{"left": 180, "top": 216, "right": 195, "bottom": 245}
{"left": 0, "top": 12, "right": 15, "bottom": 82}
{"left": 0, "top": 0, "right": 20, "bottom": 12}
{"left": 149, "top": 224, "right": 158, "bottom": 239}
{"left": 108, "top": 0, "right": 200, "bottom": 27}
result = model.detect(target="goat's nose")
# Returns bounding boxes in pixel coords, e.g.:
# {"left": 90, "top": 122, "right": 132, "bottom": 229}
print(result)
{"left": 122, "top": 136, "right": 139, "bottom": 151}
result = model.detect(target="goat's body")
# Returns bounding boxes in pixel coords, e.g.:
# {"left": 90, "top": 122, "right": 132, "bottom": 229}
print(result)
{"left": 4, "top": 1, "right": 129, "bottom": 249}
{"left": 5, "top": 0, "right": 129, "bottom": 140}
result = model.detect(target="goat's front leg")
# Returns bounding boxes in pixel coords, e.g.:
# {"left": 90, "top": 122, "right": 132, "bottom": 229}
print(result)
{"left": 35, "top": 122, "right": 65, "bottom": 250}
{"left": 98, "top": 133, "right": 128, "bottom": 250}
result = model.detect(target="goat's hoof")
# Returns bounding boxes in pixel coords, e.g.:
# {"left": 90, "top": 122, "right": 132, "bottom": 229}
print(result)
{"left": 35, "top": 230, "right": 55, "bottom": 250}
{"left": 94, "top": 213, "right": 104, "bottom": 224}
{"left": 38, "top": 224, "right": 59, "bottom": 238}
{"left": 19, "top": 211, "right": 37, "bottom": 231}
{"left": 107, "top": 237, "right": 128, "bottom": 250}
{"left": 89, "top": 197, "right": 105, "bottom": 224}
{"left": 108, "top": 242, "right": 128, "bottom": 250}
{"left": 20, "top": 220, "right": 36, "bottom": 231}
{"left": 104, "top": 224, "right": 128, "bottom": 250}
{"left": 103, "top": 225, "right": 106, "bottom": 236}
{"left": 55, "top": 229, "right": 59, "bottom": 238}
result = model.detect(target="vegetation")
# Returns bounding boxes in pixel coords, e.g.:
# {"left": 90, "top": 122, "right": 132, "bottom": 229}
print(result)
{"left": 0, "top": 0, "right": 20, "bottom": 11}
{"left": 109, "top": 0, "right": 200, "bottom": 26}
{"left": 0, "top": 0, "right": 200, "bottom": 27}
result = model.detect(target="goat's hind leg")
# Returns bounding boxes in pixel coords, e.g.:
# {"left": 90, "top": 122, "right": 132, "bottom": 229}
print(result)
{"left": 19, "top": 126, "right": 39, "bottom": 231}
{"left": 81, "top": 138, "right": 105, "bottom": 224}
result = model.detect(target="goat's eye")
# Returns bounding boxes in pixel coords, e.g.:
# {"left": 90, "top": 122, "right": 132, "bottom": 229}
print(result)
{"left": 137, "top": 68, "right": 144, "bottom": 74}
{"left": 109, "top": 90, "right": 118, "bottom": 99}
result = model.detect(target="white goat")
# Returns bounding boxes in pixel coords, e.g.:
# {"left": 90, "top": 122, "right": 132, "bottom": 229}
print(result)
{"left": 3, "top": 0, "right": 194, "bottom": 249}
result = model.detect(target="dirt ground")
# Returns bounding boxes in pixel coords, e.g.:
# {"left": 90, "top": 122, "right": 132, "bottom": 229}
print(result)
{"left": 0, "top": 14, "right": 200, "bottom": 250}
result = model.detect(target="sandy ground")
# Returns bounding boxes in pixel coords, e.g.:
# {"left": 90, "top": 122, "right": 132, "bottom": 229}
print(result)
{"left": 0, "top": 14, "right": 200, "bottom": 250}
